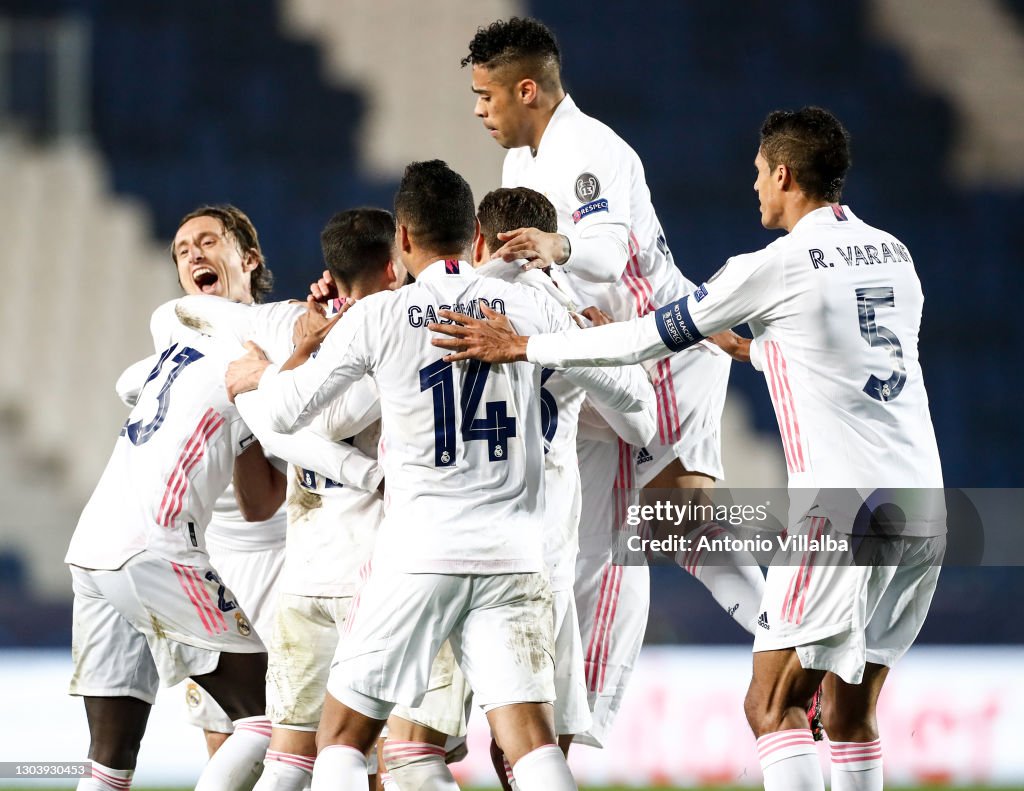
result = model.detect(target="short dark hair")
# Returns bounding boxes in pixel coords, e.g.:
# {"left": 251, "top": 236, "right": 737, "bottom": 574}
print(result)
{"left": 172, "top": 205, "right": 273, "bottom": 302}
{"left": 320, "top": 208, "right": 396, "bottom": 290}
{"left": 393, "top": 160, "right": 476, "bottom": 255}
{"left": 461, "top": 17, "right": 562, "bottom": 92}
{"left": 477, "top": 187, "right": 557, "bottom": 255}
{"left": 759, "top": 107, "right": 852, "bottom": 203}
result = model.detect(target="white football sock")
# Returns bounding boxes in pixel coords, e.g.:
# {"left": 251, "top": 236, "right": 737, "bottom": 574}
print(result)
{"left": 382, "top": 740, "right": 458, "bottom": 790}
{"left": 677, "top": 522, "right": 766, "bottom": 635}
{"left": 79, "top": 761, "right": 132, "bottom": 790}
{"left": 830, "top": 739, "right": 883, "bottom": 791}
{"left": 311, "top": 745, "right": 366, "bottom": 791}
{"left": 252, "top": 750, "right": 316, "bottom": 791}
{"left": 194, "top": 715, "right": 271, "bottom": 791}
{"left": 511, "top": 744, "right": 576, "bottom": 791}
{"left": 757, "top": 729, "right": 824, "bottom": 791}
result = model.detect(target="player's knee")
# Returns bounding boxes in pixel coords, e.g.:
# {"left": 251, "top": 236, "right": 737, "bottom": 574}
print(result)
{"left": 820, "top": 699, "right": 878, "bottom": 743}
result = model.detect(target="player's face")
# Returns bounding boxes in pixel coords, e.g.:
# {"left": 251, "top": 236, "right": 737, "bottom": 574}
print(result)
{"left": 173, "top": 216, "right": 256, "bottom": 303}
{"left": 472, "top": 65, "right": 529, "bottom": 149}
{"left": 754, "top": 150, "right": 784, "bottom": 230}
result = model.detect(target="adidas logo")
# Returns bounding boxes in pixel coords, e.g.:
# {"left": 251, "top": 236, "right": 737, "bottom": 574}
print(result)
{"left": 727, "top": 603, "right": 739, "bottom": 618}
{"left": 757, "top": 611, "right": 770, "bottom": 630}
{"left": 636, "top": 447, "right": 654, "bottom": 465}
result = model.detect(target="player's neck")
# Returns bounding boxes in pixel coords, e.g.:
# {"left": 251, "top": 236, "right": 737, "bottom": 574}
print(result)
{"left": 782, "top": 196, "right": 831, "bottom": 233}
{"left": 404, "top": 248, "right": 468, "bottom": 277}
{"left": 528, "top": 90, "right": 567, "bottom": 155}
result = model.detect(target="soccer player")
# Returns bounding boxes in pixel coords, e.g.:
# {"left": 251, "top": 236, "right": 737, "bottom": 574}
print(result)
{"left": 430, "top": 106, "right": 945, "bottom": 791}
{"left": 472, "top": 187, "right": 658, "bottom": 789}
{"left": 227, "top": 160, "right": 652, "bottom": 791}
{"left": 462, "top": 16, "right": 766, "bottom": 636}
{"left": 66, "top": 206, "right": 288, "bottom": 791}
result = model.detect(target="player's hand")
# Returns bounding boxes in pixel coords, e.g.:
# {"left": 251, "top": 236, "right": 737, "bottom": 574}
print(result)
{"left": 429, "top": 303, "right": 529, "bottom": 364}
{"left": 292, "top": 296, "right": 332, "bottom": 347}
{"left": 492, "top": 228, "right": 570, "bottom": 269}
{"left": 309, "top": 269, "right": 339, "bottom": 302}
{"left": 581, "top": 305, "right": 615, "bottom": 327}
{"left": 707, "top": 330, "right": 751, "bottom": 363}
{"left": 226, "top": 341, "right": 271, "bottom": 402}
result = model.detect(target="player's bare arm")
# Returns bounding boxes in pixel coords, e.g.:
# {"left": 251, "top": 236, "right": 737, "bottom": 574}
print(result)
{"left": 429, "top": 303, "right": 529, "bottom": 364}
{"left": 232, "top": 438, "right": 286, "bottom": 521}
{"left": 492, "top": 226, "right": 570, "bottom": 270}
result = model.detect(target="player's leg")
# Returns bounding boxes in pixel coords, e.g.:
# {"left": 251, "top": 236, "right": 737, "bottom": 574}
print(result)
{"left": 383, "top": 716, "right": 457, "bottom": 791}
{"left": 744, "top": 649, "right": 826, "bottom": 791}
{"left": 454, "top": 572, "right": 576, "bottom": 791}
{"left": 640, "top": 349, "right": 765, "bottom": 634}
{"left": 69, "top": 565, "right": 162, "bottom": 791}
{"left": 254, "top": 594, "right": 347, "bottom": 791}
{"left": 822, "top": 665, "right": 886, "bottom": 791}
{"left": 314, "top": 571, "right": 462, "bottom": 788}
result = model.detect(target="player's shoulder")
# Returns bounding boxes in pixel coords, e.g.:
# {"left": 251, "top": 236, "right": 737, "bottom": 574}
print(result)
{"left": 489, "top": 278, "right": 570, "bottom": 333}
{"left": 554, "top": 98, "right": 637, "bottom": 164}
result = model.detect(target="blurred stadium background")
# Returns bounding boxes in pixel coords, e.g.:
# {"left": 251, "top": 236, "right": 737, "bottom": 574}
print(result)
{"left": 0, "top": 0, "right": 1022, "bottom": 788}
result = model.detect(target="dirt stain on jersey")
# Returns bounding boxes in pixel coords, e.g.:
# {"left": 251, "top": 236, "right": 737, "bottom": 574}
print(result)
{"left": 287, "top": 478, "right": 323, "bottom": 519}
{"left": 175, "top": 304, "right": 212, "bottom": 334}
{"left": 149, "top": 613, "right": 167, "bottom": 640}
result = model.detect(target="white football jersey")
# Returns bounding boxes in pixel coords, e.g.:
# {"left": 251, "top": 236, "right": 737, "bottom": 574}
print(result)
{"left": 475, "top": 259, "right": 656, "bottom": 591}
{"left": 258, "top": 259, "right": 651, "bottom": 574}
{"left": 66, "top": 323, "right": 255, "bottom": 570}
{"left": 502, "top": 93, "right": 695, "bottom": 321}
{"left": 527, "top": 205, "right": 944, "bottom": 531}
{"left": 176, "top": 294, "right": 386, "bottom": 594}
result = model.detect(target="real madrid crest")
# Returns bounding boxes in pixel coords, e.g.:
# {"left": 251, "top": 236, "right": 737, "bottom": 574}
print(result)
{"left": 235, "top": 612, "right": 252, "bottom": 636}
{"left": 185, "top": 682, "right": 203, "bottom": 708}
{"left": 575, "top": 172, "right": 600, "bottom": 203}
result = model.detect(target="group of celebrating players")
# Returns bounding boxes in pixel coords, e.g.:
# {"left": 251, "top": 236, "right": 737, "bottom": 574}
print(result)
{"left": 64, "top": 16, "right": 946, "bottom": 791}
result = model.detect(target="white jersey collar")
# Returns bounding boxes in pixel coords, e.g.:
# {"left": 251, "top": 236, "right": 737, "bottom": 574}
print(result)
{"left": 791, "top": 203, "right": 859, "bottom": 235}
{"left": 416, "top": 259, "right": 476, "bottom": 281}
{"left": 534, "top": 94, "right": 579, "bottom": 157}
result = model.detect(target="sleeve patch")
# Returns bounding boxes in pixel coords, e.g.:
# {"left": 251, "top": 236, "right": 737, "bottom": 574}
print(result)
{"left": 575, "top": 172, "right": 601, "bottom": 202}
{"left": 239, "top": 433, "right": 257, "bottom": 451}
{"left": 572, "top": 198, "right": 609, "bottom": 224}
{"left": 693, "top": 283, "right": 708, "bottom": 302}
{"left": 654, "top": 296, "right": 704, "bottom": 352}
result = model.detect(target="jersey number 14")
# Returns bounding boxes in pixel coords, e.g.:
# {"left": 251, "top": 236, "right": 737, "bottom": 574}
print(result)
{"left": 419, "top": 359, "right": 518, "bottom": 467}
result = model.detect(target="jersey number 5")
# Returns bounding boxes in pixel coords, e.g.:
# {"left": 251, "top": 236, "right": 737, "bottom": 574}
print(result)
{"left": 855, "top": 287, "right": 906, "bottom": 402}
{"left": 123, "top": 344, "right": 205, "bottom": 445}
{"left": 419, "top": 359, "right": 518, "bottom": 466}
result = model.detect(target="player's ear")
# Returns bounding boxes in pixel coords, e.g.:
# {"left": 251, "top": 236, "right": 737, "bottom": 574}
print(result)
{"left": 472, "top": 220, "right": 487, "bottom": 265}
{"left": 398, "top": 223, "right": 412, "bottom": 255}
{"left": 518, "top": 78, "right": 538, "bottom": 105}
{"left": 777, "top": 164, "right": 793, "bottom": 192}
{"left": 241, "top": 249, "right": 259, "bottom": 273}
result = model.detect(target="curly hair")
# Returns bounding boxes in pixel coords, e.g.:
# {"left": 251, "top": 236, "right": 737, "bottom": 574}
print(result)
{"left": 461, "top": 17, "right": 562, "bottom": 91}
{"left": 759, "top": 107, "right": 852, "bottom": 203}
{"left": 171, "top": 204, "right": 273, "bottom": 303}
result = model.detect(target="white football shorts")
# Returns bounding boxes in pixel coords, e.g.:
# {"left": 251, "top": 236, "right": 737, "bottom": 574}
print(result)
{"left": 635, "top": 345, "right": 730, "bottom": 484}
{"left": 184, "top": 542, "right": 284, "bottom": 732}
{"left": 389, "top": 641, "right": 472, "bottom": 737}
{"left": 753, "top": 516, "right": 944, "bottom": 684}
{"left": 69, "top": 551, "right": 264, "bottom": 705}
{"left": 552, "top": 587, "right": 592, "bottom": 736}
{"left": 328, "top": 570, "right": 555, "bottom": 713}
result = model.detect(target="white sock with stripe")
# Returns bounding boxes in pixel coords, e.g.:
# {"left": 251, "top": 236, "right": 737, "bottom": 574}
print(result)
{"left": 311, "top": 745, "right": 367, "bottom": 790}
{"left": 194, "top": 715, "right": 271, "bottom": 791}
{"left": 757, "top": 729, "right": 824, "bottom": 791}
{"left": 511, "top": 744, "right": 576, "bottom": 791}
{"left": 830, "top": 739, "right": 883, "bottom": 791}
{"left": 380, "top": 771, "right": 399, "bottom": 791}
{"left": 382, "top": 740, "right": 458, "bottom": 790}
{"left": 676, "top": 522, "right": 766, "bottom": 635}
{"left": 78, "top": 762, "right": 132, "bottom": 791}
{"left": 502, "top": 755, "right": 521, "bottom": 791}
{"left": 252, "top": 750, "right": 315, "bottom": 791}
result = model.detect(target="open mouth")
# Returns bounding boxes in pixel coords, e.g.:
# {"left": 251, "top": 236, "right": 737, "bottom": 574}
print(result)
{"left": 191, "top": 267, "right": 220, "bottom": 295}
